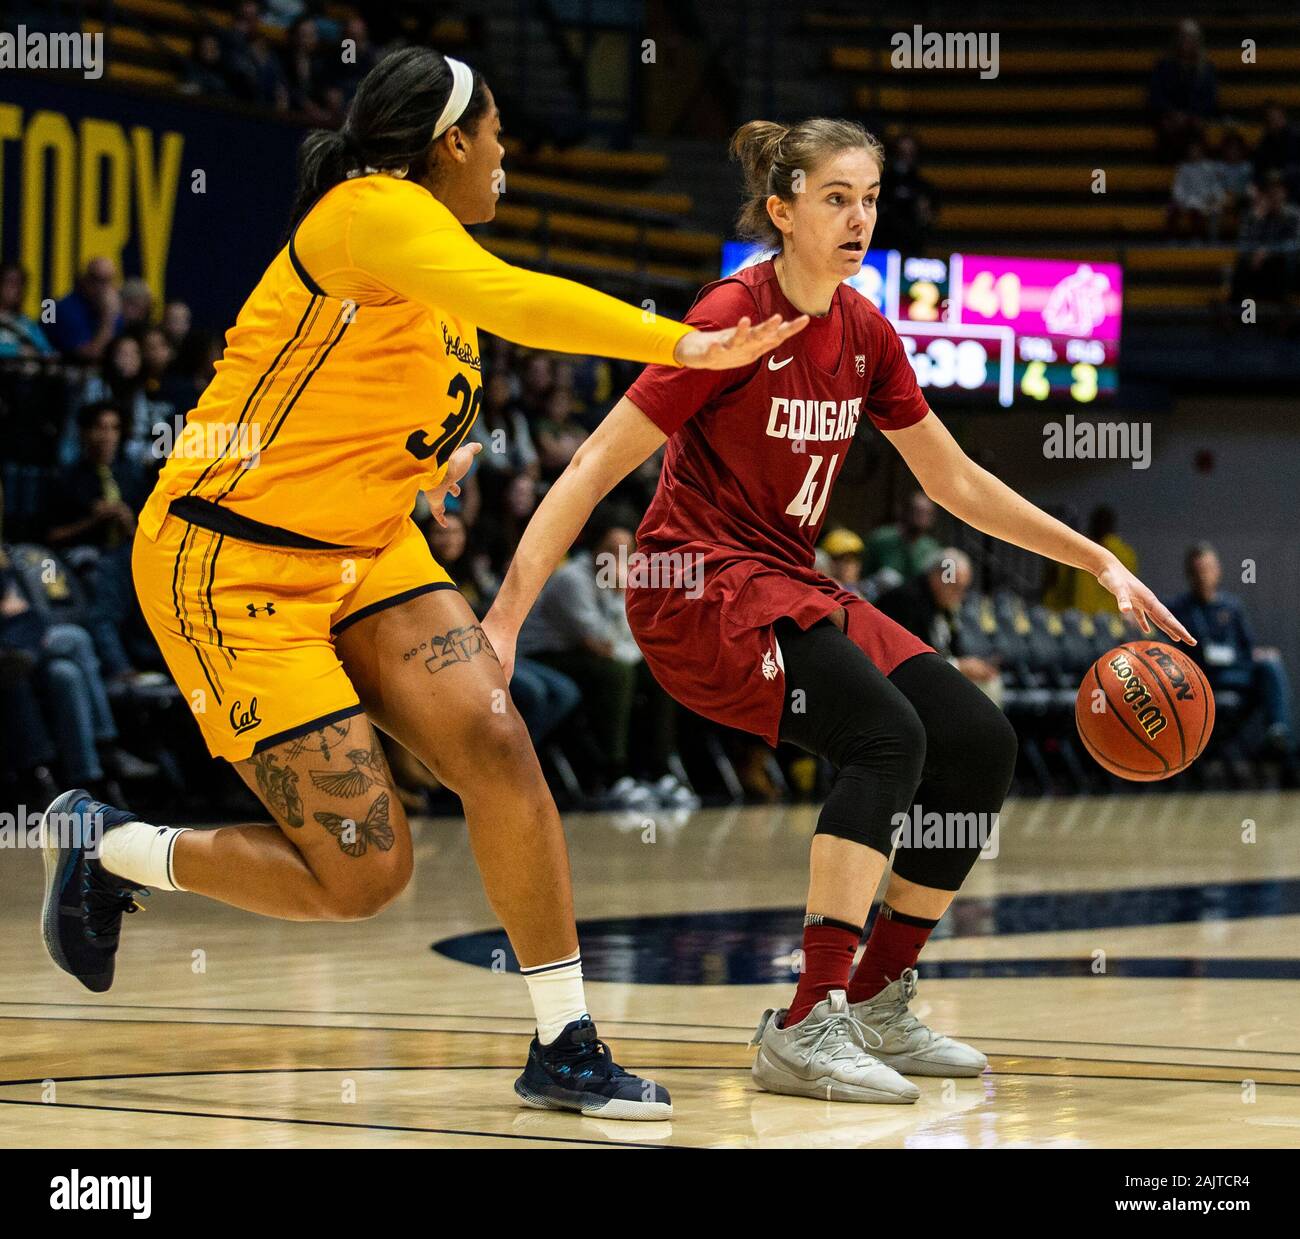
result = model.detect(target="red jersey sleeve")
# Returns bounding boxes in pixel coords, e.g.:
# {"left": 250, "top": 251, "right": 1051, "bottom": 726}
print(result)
{"left": 624, "top": 280, "right": 762, "bottom": 436}
{"left": 864, "top": 310, "right": 932, "bottom": 432}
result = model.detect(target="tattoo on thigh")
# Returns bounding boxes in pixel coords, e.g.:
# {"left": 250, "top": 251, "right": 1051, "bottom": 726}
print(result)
{"left": 250, "top": 751, "right": 304, "bottom": 828}
{"left": 314, "top": 791, "right": 394, "bottom": 857}
{"left": 400, "top": 622, "right": 499, "bottom": 674}
{"left": 309, "top": 739, "right": 387, "bottom": 798}
{"left": 285, "top": 721, "right": 351, "bottom": 763}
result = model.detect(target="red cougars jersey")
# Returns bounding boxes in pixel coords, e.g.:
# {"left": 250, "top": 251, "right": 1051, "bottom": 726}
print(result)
{"left": 627, "top": 258, "right": 930, "bottom": 568}
{"left": 622, "top": 259, "right": 936, "bottom": 747}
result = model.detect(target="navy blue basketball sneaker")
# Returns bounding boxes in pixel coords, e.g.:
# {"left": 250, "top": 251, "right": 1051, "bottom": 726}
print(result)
{"left": 40, "top": 789, "right": 147, "bottom": 993}
{"left": 515, "top": 1017, "right": 672, "bottom": 1120}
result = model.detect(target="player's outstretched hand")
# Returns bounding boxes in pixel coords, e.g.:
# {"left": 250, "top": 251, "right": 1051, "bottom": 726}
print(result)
{"left": 1097, "top": 560, "right": 1196, "bottom": 645}
{"left": 674, "top": 313, "right": 810, "bottom": 370}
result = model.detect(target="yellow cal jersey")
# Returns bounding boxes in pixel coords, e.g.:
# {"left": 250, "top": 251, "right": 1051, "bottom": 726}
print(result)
{"left": 132, "top": 173, "right": 693, "bottom": 761}
{"left": 139, "top": 174, "right": 691, "bottom": 551}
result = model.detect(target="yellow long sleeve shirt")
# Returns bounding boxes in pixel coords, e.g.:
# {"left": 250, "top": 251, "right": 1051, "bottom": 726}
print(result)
{"left": 141, "top": 174, "right": 691, "bottom": 550}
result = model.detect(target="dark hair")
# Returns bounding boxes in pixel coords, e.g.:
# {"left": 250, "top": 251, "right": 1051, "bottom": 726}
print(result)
{"left": 1087, "top": 505, "right": 1118, "bottom": 540}
{"left": 1185, "top": 542, "right": 1217, "bottom": 575}
{"left": 582, "top": 501, "right": 638, "bottom": 550}
{"left": 730, "top": 117, "right": 885, "bottom": 249}
{"left": 288, "top": 47, "right": 491, "bottom": 229}
{"left": 78, "top": 399, "right": 123, "bottom": 431}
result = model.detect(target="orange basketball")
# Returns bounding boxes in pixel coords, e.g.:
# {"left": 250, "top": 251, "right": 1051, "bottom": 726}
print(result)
{"left": 1075, "top": 643, "right": 1215, "bottom": 780}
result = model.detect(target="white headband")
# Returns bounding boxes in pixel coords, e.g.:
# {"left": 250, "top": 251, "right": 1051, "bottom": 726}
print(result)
{"left": 432, "top": 57, "right": 474, "bottom": 140}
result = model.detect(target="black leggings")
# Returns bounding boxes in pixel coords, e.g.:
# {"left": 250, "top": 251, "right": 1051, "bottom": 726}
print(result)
{"left": 776, "top": 617, "right": 1017, "bottom": 892}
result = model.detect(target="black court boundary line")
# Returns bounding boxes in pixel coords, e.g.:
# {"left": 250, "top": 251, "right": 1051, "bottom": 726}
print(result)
{"left": 0, "top": 1098, "right": 677, "bottom": 1148}
{"left": 6, "top": 1006, "right": 1300, "bottom": 1060}
{"left": 2, "top": 1057, "right": 1297, "bottom": 1091}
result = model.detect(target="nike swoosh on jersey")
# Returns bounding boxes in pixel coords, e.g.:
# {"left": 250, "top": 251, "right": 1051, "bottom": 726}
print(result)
{"left": 767, "top": 355, "right": 794, "bottom": 370}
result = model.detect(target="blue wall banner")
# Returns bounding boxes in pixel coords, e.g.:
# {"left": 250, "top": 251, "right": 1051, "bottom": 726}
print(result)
{"left": 0, "top": 74, "right": 307, "bottom": 329}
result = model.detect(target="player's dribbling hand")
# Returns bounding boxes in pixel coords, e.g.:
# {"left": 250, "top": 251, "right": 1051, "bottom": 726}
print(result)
{"left": 425, "top": 440, "right": 482, "bottom": 528}
{"left": 674, "top": 313, "right": 810, "bottom": 370}
{"left": 1096, "top": 558, "right": 1196, "bottom": 645}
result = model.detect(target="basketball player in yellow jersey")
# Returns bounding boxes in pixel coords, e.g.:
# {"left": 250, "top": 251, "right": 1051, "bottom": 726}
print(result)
{"left": 39, "top": 47, "right": 807, "bottom": 1120}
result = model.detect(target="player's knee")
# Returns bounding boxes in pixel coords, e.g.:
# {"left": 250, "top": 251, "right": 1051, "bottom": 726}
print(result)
{"left": 837, "top": 695, "right": 927, "bottom": 790}
{"left": 814, "top": 696, "right": 927, "bottom": 853}
{"left": 434, "top": 707, "right": 533, "bottom": 789}
{"left": 946, "top": 691, "right": 1018, "bottom": 790}
{"left": 317, "top": 854, "right": 412, "bottom": 921}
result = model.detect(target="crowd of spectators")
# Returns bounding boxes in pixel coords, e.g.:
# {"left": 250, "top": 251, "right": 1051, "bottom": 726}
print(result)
{"left": 178, "top": 2, "right": 382, "bottom": 128}
{"left": 3, "top": 250, "right": 1297, "bottom": 815}
{"left": 1150, "top": 22, "right": 1300, "bottom": 306}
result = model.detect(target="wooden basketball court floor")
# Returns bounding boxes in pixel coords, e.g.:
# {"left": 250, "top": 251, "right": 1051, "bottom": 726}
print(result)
{"left": 2, "top": 789, "right": 1298, "bottom": 1149}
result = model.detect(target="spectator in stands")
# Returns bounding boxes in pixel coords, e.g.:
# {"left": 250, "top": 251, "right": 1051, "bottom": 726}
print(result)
{"left": 864, "top": 489, "right": 942, "bottom": 592}
{"left": 875, "top": 548, "right": 1002, "bottom": 703}
{"left": 0, "top": 551, "right": 154, "bottom": 802}
{"left": 534, "top": 383, "right": 589, "bottom": 482}
{"left": 424, "top": 510, "right": 488, "bottom": 613}
{"left": 139, "top": 325, "right": 174, "bottom": 390}
{"left": 70, "top": 333, "right": 172, "bottom": 465}
{"left": 119, "top": 278, "right": 154, "bottom": 331}
{"left": 331, "top": 15, "right": 380, "bottom": 104}
{"left": 158, "top": 327, "right": 220, "bottom": 413}
{"left": 1149, "top": 19, "right": 1218, "bottom": 161}
{"left": 1046, "top": 505, "right": 1140, "bottom": 614}
{"left": 262, "top": 0, "right": 308, "bottom": 30}
{"left": 181, "top": 31, "right": 233, "bottom": 98}
{"left": 820, "top": 527, "right": 870, "bottom": 599}
{"left": 474, "top": 470, "right": 540, "bottom": 590}
{"left": 0, "top": 262, "right": 55, "bottom": 358}
{"left": 470, "top": 371, "right": 540, "bottom": 476}
{"left": 517, "top": 506, "right": 682, "bottom": 807}
{"left": 48, "top": 257, "right": 122, "bottom": 363}
{"left": 874, "top": 133, "right": 937, "bottom": 254}
{"left": 510, "top": 352, "right": 555, "bottom": 424}
{"left": 1167, "top": 139, "right": 1226, "bottom": 241}
{"left": 283, "top": 16, "right": 339, "bottom": 125}
{"left": 46, "top": 402, "right": 144, "bottom": 554}
{"left": 1231, "top": 171, "right": 1300, "bottom": 304}
{"left": 0, "top": 640, "right": 60, "bottom": 806}
{"left": 1215, "top": 130, "right": 1255, "bottom": 217}
{"left": 1253, "top": 102, "right": 1300, "bottom": 198}
{"left": 161, "top": 300, "right": 192, "bottom": 351}
{"left": 1173, "top": 543, "right": 1297, "bottom": 772}
{"left": 221, "top": 1, "right": 289, "bottom": 110}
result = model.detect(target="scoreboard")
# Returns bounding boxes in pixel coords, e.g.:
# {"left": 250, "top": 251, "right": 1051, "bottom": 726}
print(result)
{"left": 720, "top": 243, "right": 1123, "bottom": 407}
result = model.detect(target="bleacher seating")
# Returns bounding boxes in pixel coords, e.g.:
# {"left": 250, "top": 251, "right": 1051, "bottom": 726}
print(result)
{"left": 810, "top": 10, "right": 1300, "bottom": 315}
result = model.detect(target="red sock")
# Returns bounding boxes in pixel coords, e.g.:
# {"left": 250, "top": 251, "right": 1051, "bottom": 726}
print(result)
{"left": 784, "top": 917, "right": 862, "bottom": 1027}
{"left": 846, "top": 904, "right": 938, "bottom": 1003}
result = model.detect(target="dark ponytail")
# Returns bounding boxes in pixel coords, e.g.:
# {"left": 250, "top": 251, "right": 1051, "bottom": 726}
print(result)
{"left": 288, "top": 46, "right": 491, "bottom": 230}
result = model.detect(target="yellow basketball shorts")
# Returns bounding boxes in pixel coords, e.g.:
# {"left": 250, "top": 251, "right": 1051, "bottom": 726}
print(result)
{"left": 132, "top": 501, "right": 454, "bottom": 761}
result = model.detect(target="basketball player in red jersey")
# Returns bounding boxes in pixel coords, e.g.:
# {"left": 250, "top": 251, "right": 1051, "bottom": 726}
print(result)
{"left": 485, "top": 118, "right": 1194, "bottom": 1103}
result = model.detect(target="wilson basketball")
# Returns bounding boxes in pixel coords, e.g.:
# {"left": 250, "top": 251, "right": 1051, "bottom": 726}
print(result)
{"left": 1075, "top": 643, "right": 1215, "bottom": 780}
